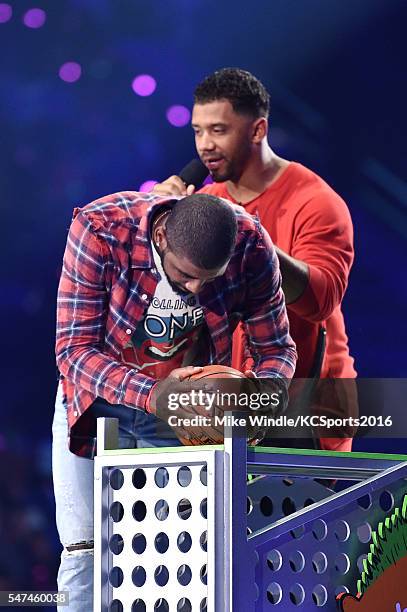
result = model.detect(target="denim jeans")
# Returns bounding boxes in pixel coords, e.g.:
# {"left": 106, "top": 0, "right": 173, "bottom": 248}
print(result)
{"left": 52, "top": 382, "right": 181, "bottom": 611}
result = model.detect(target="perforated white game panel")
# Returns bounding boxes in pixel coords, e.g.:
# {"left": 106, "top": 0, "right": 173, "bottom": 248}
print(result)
{"left": 94, "top": 449, "right": 224, "bottom": 612}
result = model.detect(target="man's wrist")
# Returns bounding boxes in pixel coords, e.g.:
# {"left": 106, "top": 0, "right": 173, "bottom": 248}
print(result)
{"left": 146, "top": 382, "right": 158, "bottom": 414}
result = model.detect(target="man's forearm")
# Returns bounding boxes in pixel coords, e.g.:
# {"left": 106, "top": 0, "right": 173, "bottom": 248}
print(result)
{"left": 274, "top": 246, "right": 309, "bottom": 304}
{"left": 56, "top": 343, "right": 155, "bottom": 411}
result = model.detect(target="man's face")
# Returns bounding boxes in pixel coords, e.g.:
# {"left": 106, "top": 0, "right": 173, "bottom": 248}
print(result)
{"left": 191, "top": 99, "right": 255, "bottom": 183}
{"left": 160, "top": 247, "right": 228, "bottom": 295}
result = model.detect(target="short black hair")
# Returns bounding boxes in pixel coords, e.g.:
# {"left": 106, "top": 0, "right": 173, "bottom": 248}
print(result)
{"left": 194, "top": 67, "right": 270, "bottom": 119}
{"left": 165, "top": 194, "right": 237, "bottom": 269}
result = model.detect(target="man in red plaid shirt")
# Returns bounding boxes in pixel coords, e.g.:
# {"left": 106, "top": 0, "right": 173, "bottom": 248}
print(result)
{"left": 52, "top": 191, "right": 296, "bottom": 610}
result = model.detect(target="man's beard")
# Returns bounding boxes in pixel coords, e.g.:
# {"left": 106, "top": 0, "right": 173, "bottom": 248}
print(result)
{"left": 159, "top": 248, "right": 190, "bottom": 296}
{"left": 209, "top": 153, "right": 247, "bottom": 184}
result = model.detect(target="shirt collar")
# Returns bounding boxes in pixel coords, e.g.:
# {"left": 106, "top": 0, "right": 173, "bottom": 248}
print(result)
{"left": 130, "top": 196, "right": 178, "bottom": 269}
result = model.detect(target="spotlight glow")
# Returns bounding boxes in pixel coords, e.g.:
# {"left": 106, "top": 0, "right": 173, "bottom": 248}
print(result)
{"left": 59, "top": 62, "right": 82, "bottom": 83}
{"left": 23, "top": 8, "right": 46, "bottom": 28}
{"left": 132, "top": 75, "right": 156, "bottom": 97}
{"left": 139, "top": 180, "right": 158, "bottom": 192}
{"left": 0, "top": 3, "right": 12, "bottom": 24}
{"left": 166, "top": 105, "right": 190, "bottom": 128}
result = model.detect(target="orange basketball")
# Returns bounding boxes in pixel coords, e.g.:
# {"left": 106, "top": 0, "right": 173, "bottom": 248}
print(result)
{"left": 179, "top": 365, "right": 247, "bottom": 445}
{"left": 188, "top": 364, "right": 246, "bottom": 381}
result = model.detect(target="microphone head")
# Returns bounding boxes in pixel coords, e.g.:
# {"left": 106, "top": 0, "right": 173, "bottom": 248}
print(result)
{"left": 179, "top": 159, "right": 209, "bottom": 188}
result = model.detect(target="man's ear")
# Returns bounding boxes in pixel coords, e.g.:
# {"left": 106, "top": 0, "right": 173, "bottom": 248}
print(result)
{"left": 252, "top": 117, "right": 268, "bottom": 143}
{"left": 154, "top": 226, "right": 168, "bottom": 250}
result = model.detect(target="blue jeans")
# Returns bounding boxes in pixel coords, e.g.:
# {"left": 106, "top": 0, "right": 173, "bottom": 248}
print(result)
{"left": 52, "top": 383, "right": 181, "bottom": 611}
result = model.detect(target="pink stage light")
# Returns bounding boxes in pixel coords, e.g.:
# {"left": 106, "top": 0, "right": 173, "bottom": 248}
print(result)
{"left": 0, "top": 3, "right": 12, "bottom": 24}
{"left": 23, "top": 8, "right": 46, "bottom": 29}
{"left": 166, "top": 105, "right": 190, "bottom": 128}
{"left": 139, "top": 180, "right": 158, "bottom": 192}
{"left": 59, "top": 62, "right": 82, "bottom": 83}
{"left": 132, "top": 75, "right": 156, "bottom": 97}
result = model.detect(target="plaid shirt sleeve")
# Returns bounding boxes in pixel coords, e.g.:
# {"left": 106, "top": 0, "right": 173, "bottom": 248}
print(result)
{"left": 241, "top": 221, "right": 297, "bottom": 379}
{"left": 55, "top": 211, "right": 154, "bottom": 411}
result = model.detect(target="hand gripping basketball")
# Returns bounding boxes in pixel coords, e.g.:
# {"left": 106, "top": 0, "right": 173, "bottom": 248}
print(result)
{"left": 177, "top": 365, "right": 268, "bottom": 446}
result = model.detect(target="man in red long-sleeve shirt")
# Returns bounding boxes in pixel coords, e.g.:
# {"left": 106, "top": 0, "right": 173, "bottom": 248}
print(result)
{"left": 153, "top": 67, "right": 357, "bottom": 451}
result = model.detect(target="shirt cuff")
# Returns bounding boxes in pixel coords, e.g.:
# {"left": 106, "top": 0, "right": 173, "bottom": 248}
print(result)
{"left": 287, "top": 264, "right": 326, "bottom": 320}
{"left": 122, "top": 373, "right": 156, "bottom": 413}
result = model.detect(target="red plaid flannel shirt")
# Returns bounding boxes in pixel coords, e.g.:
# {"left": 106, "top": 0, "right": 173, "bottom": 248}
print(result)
{"left": 56, "top": 191, "right": 297, "bottom": 457}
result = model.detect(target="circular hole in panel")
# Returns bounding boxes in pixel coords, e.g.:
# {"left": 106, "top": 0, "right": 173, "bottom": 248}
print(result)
{"left": 312, "top": 519, "right": 328, "bottom": 541}
{"left": 132, "top": 533, "right": 146, "bottom": 554}
{"left": 200, "top": 599, "right": 207, "bottom": 612}
{"left": 109, "top": 566, "right": 123, "bottom": 588}
{"left": 155, "top": 467, "right": 169, "bottom": 488}
{"left": 290, "top": 525, "right": 305, "bottom": 539}
{"left": 289, "top": 583, "right": 305, "bottom": 606}
{"left": 132, "top": 468, "right": 147, "bottom": 489}
{"left": 132, "top": 601, "right": 146, "bottom": 612}
{"left": 267, "top": 549, "right": 283, "bottom": 572}
{"left": 177, "top": 498, "right": 192, "bottom": 520}
{"left": 155, "top": 500, "right": 169, "bottom": 521}
{"left": 200, "top": 498, "right": 208, "bottom": 519}
{"left": 254, "top": 550, "right": 259, "bottom": 567}
{"left": 154, "top": 532, "right": 169, "bottom": 554}
{"left": 289, "top": 551, "right": 305, "bottom": 573}
{"left": 110, "top": 501, "right": 124, "bottom": 522}
{"left": 266, "top": 582, "right": 283, "bottom": 605}
{"left": 247, "top": 497, "right": 253, "bottom": 514}
{"left": 335, "top": 553, "right": 351, "bottom": 574}
{"left": 254, "top": 582, "right": 259, "bottom": 602}
{"left": 303, "top": 497, "right": 315, "bottom": 507}
{"left": 132, "top": 566, "right": 146, "bottom": 587}
{"left": 282, "top": 497, "right": 296, "bottom": 516}
{"left": 200, "top": 563, "right": 208, "bottom": 585}
{"left": 177, "top": 531, "right": 192, "bottom": 553}
{"left": 200, "top": 465, "right": 207, "bottom": 486}
{"left": 154, "top": 600, "right": 169, "bottom": 612}
{"left": 357, "top": 493, "right": 372, "bottom": 510}
{"left": 379, "top": 490, "right": 394, "bottom": 512}
{"left": 109, "top": 533, "right": 124, "bottom": 555}
{"left": 110, "top": 601, "right": 123, "bottom": 612}
{"left": 132, "top": 501, "right": 147, "bottom": 522}
{"left": 357, "top": 523, "right": 372, "bottom": 544}
{"left": 260, "top": 496, "right": 273, "bottom": 517}
{"left": 177, "top": 466, "right": 192, "bottom": 487}
{"left": 177, "top": 564, "right": 192, "bottom": 586}
{"left": 200, "top": 531, "right": 207, "bottom": 552}
{"left": 312, "top": 551, "right": 328, "bottom": 574}
{"left": 177, "top": 598, "right": 192, "bottom": 612}
{"left": 154, "top": 565, "right": 169, "bottom": 587}
{"left": 312, "top": 584, "right": 328, "bottom": 607}
{"left": 357, "top": 554, "right": 367, "bottom": 573}
{"left": 110, "top": 469, "right": 124, "bottom": 490}
{"left": 334, "top": 520, "right": 351, "bottom": 542}
{"left": 335, "top": 586, "right": 349, "bottom": 597}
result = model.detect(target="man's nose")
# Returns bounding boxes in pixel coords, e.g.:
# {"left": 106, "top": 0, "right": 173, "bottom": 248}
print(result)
{"left": 198, "top": 132, "right": 216, "bottom": 151}
{"left": 184, "top": 279, "right": 205, "bottom": 294}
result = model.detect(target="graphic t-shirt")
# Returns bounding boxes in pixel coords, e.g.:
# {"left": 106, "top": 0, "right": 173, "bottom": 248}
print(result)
{"left": 120, "top": 243, "right": 205, "bottom": 378}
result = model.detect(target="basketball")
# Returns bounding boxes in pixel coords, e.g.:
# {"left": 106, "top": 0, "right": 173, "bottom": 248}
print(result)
{"left": 187, "top": 364, "right": 246, "bottom": 381}
{"left": 179, "top": 365, "right": 247, "bottom": 446}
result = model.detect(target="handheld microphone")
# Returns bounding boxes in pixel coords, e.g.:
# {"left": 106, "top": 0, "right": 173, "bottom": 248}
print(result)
{"left": 179, "top": 159, "right": 209, "bottom": 189}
